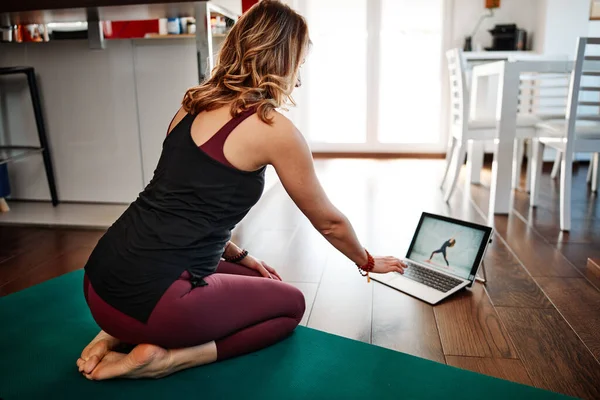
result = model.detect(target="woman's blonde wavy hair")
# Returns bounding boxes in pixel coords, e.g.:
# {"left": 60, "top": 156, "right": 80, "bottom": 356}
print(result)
{"left": 182, "top": 0, "right": 310, "bottom": 124}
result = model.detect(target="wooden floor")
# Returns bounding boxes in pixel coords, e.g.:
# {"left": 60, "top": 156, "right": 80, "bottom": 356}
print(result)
{"left": 1, "top": 159, "right": 599, "bottom": 399}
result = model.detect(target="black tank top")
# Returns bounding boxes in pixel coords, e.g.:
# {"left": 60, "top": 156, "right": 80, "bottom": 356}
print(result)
{"left": 84, "top": 109, "right": 266, "bottom": 323}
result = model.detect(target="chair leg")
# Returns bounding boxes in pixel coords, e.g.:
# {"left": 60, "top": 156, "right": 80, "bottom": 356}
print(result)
{"left": 444, "top": 142, "right": 467, "bottom": 203}
{"left": 511, "top": 139, "right": 524, "bottom": 190}
{"left": 560, "top": 149, "right": 573, "bottom": 232}
{"left": 587, "top": 154, "right": 593, "bottom": 184}
{"left": 525, "top": 139, "right": 533, "bottom": 193}
{"left": 466, "top": 140, "right": 484, "bottom": 184}
{"left": 440, "top": 137, "right": 457, "bottom": 189}
{"left": 530, "top": 139, "right": 544, "bottom": 208}
{"left": 551, "top": 150, "right": 561, "bottom": 180}
{"left": 592, "top": 152, "right": 599, "bottom": 193}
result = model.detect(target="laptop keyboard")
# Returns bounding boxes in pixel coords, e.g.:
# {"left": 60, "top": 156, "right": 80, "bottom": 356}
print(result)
{"left": 403, "top": 262, "right": 463, "bottom": 293}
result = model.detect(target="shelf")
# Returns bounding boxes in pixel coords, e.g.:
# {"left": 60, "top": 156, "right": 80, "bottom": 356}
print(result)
{"left": 0, "top": 147, "right": 44, "bottom": 165}
{"left": 144, "top": 33, "right": 195, "bottom": 39}
{"left": 142, "top": 32, "right": 227, "bottom": 40}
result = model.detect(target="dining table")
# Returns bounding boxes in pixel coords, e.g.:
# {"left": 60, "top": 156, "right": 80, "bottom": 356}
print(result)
{"left": 469, "top": 59, "right": 574, "bottom": 223}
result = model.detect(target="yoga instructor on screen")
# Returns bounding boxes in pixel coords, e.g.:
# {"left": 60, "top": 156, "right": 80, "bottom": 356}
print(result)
{"left": 77, "top": 0, "right": 406, "bottom": 381}
{"left": 427, "top": 237, "right": 456, "bottom": 267}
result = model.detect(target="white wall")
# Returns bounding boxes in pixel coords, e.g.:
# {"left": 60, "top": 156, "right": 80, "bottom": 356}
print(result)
{"left": 535, "top": 0, "right": 590, "bottom": 57}
{"left": 211, "top": 0, "right": 242, "bottom": 16}
{"left": 451, "top": 0, "right": 540, "bottom": 51}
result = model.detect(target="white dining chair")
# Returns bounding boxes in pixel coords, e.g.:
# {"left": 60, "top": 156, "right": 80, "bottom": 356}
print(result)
{"left": 530, "top": 37, "right": 600, "bottom": 231}
{"left": 441, "top": 49, "right": 539, "bottom": 202}
{"left": 548, "top": 150, "right": 598, "bottom": 190}
{"left": 516, "top": 71, "right": 571, "bottom": 191}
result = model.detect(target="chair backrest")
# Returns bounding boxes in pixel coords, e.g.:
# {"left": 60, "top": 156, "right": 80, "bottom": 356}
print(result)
{"left": 446, "top": 48, "right": 469, "bottom": 131}
{"left": 518, "top": 72, "right": 570, "bottom": 118}
{"left": 564, "top": 37, "right": 600, "bottom": 144}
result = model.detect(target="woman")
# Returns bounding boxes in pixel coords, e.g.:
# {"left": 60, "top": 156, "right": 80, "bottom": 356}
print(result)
{"left": 427, "top": 238, "right": 456, "bottom": 267}
{"left": 77, "top": 0, "right": 406, "bottom": 381}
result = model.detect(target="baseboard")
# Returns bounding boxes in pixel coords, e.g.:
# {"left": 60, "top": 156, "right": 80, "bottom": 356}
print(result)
{"left": 312, "top": 152, "right": 445, "bottom": 159}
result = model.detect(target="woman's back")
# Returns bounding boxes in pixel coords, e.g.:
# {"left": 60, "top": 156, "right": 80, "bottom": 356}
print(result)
{"left": 84, "top": 106, "right": 267, "bottom": 322}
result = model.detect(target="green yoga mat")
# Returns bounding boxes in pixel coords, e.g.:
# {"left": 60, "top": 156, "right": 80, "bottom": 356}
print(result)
{"left": 0, "top": 270, "right": 570, "bottom": 400}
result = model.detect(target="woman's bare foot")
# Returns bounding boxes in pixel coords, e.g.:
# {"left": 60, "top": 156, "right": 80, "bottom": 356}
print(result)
{"left": 82, "top": 341, "right": 218, "bottom": 380}
{"left": 83, "top": 344, "right": 172, "bottom": 380}
{"left": 76, "top": 331, "right": 121, "bottom": 374}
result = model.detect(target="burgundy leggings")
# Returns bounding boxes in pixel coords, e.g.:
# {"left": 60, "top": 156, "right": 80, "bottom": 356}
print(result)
{"left": 83, "top": 261, "right": 305, "bottom": 361}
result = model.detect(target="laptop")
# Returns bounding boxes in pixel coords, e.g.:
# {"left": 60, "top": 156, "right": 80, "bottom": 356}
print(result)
{"left": 371, "top": 212, "right": 493, "bottom": 305}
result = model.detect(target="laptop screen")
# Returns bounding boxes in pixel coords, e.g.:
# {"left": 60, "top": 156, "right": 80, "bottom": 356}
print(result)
{"left": 406, "top": 213, "right": 493, "bottom": 281}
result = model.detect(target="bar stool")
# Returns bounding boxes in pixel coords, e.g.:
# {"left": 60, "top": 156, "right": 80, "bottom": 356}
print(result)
{"left": 0, "top": 66, "right": 58, "bottom": 206}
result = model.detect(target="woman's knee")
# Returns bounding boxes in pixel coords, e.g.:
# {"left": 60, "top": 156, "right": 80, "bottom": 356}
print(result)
{"left": 285, "top": 285, "right": 306, "bottom": 324}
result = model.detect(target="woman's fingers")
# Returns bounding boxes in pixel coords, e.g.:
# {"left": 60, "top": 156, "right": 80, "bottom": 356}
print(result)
{"left": 387, "top": 257, "right": 406, "bottom": 274}
{"left": 257, "top": 264, "right": 272, "bottom": 279}
{"left": 270, "top": 269, "right": 282, "bottom": 281}
{"left": 263, "top": 263, "right": 283, "bottom": 280}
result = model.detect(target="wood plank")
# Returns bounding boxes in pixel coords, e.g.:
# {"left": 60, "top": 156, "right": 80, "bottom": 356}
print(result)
{"left": 0, "top": 226, "right": 46, "bottom": 263}
{"left": 496, "top": 307, "right": 600, "bottom": 399}
{"left": 536, "top": 277, "right": 600, "bottom": 361}
{"left": 434, "top": 283, "right": 518, "bottom": 359}
{"left": 492, "top": 215, "right": 581, "bottom": 278}
{"left": 372, "top": 283, "right": 445, "bottom": 364}
{"left": 589, "top": 258, "right": 600, "bottom": 271}
{"left": 0, "top": 229, "right": 103, "bottom": 286}
{"left": 0, "top": 246, "right": 93, "bottom": 296}
{"left": 243, "top": 223, "right": 330, "bottom": 284}
{"left": 557, "top": 243, "right": 600, "bottom": 290}
{"left": 445, "top": 356, "right": 533, "bottom": 386}
{"left": 307, "top": 251, "right": 373, "bottom": 343}
{"left": 482, "top": 237, "right": 553, "bottom": 308}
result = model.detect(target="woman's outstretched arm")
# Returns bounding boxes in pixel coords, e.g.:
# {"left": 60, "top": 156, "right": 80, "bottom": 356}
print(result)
{"left": 263, "top": 114, "right": 406, "bottom": 275}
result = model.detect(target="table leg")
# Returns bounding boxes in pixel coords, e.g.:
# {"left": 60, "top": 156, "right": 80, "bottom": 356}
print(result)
{"left": 466, "top": 140, "right": 484, "bottom": 184}
{"left": 488, "top": 64, "right": 518, "bottom": 221}
{"left": 511, "top": 138, "right": 524, "bottom": 190}
{"left": 591, "top": 152, "right": 599, "bottom": 193}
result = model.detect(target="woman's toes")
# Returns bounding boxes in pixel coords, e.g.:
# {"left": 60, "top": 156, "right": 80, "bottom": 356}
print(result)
{"left": 80, "top": 344, "right": 171, "bottom": 380}
{"left": 85, "top": 351, "right": 128, "bottom": 381}
{"left": 83, "top": 355, "right": 101, "bottom": 374}
{"left": 81, "top": 331, "right": 120, "bottom": 360}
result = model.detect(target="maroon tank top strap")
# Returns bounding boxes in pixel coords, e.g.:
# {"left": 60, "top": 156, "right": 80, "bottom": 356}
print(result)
{"left": 199, "top": 107, "right": 257, "bottom": 168}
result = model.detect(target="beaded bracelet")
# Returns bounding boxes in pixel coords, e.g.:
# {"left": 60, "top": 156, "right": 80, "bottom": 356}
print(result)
{"left": 356, "top": 249, "right": 375, "bottom": 283}
{"left": 225, "top": 249, "right": 249, "bottom": 264}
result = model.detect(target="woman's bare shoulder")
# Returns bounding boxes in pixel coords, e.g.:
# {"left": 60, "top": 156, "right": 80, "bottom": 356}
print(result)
{"left": 262, "top": 110, "right": 302, "bottom": 140}
{"left": 255, "top": 110, "right": 310, "bottom": 167}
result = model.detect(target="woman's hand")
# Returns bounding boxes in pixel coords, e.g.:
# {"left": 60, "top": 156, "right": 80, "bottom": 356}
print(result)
{"left": 371, "top": 256, "right": 407, "bottom": 275}
{"left": 239, "top": 255, "right": 282, "bottom": 281}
